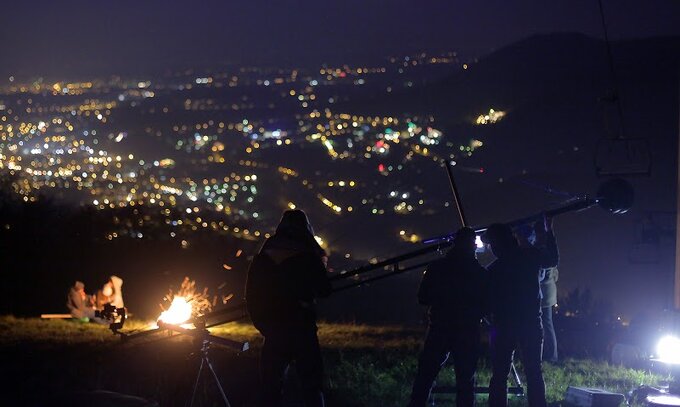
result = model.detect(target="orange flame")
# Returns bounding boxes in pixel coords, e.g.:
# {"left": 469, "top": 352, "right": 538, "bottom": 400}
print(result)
{"left": 157, "top": 296, "right": 193, "bottom": 325}
{"left": 153, "top": 277, "right": 232, "bottom": 328}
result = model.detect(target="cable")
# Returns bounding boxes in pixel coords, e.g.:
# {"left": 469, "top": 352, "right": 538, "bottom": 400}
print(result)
{"left": 597, "top": 0, "right": 626, "bottom": 139}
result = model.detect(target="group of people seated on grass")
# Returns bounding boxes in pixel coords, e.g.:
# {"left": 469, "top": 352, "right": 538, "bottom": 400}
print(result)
{"left": 246, "top": 209, "right": 559, "bottom": 407}
{"left": 66, "top": 276, "right": 124, "bottom": 323}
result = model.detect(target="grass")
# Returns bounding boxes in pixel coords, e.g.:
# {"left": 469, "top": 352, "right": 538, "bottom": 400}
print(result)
{"left": 320, "top": 350, "right": 667, "bottom": 406}
{"left": 0, "top": 316, "right": 671, "bottom": 406}
{"left": 0, "top": 316, "right": 422, "bottom": 349}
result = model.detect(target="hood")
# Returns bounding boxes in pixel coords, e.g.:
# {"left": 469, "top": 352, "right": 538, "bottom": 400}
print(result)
{"left": 110, "top": 275, "right": 123, "bottom": 290}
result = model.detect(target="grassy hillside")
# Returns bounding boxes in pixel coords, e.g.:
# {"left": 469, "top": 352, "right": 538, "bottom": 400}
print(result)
{"left": 0, "top": 316, "right": 669, "bottom": 406}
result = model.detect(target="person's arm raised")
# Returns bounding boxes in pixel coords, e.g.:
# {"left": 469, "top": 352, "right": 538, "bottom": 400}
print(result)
{"left": 535, "top": 214, "right": 559, "bottom": 269}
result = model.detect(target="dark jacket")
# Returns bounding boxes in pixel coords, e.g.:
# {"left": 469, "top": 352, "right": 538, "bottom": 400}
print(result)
{"left": 418, "top": 248, "right": 488, "bottom": 327}
{"left": 488, "top": 233, "right": 558, "bottom": 325}
{"left": 246, "top": 245, "right": 330, "bottom": 331}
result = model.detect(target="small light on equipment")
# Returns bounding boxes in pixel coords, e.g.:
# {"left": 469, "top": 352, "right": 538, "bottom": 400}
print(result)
{"left": 475, "top": 235, "right": 484, "bottom": 250}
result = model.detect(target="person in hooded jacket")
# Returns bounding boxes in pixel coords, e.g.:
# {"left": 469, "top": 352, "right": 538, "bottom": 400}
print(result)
{"left": 95, "top": 280, "right": 114, "bottom": 310}
{"left": 246, "top": 209, "right": 331, "bottom": 407}
{"left": 408, "top": 227, "right": 489, "bottom": 407}
{"left": 109, "top": 275, "right": 124, "bottom": 309}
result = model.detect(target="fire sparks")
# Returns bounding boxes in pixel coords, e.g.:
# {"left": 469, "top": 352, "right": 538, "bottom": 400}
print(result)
{"left": 154, "top": 277, "right": 227, "bottom": 328}
{"left": 158, "top": 277, "right": 217, "bottom": 325}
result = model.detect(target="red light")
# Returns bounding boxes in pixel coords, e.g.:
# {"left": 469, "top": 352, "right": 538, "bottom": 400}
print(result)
{"left": 378, "top": 163, "right": 385, "bottom": 172}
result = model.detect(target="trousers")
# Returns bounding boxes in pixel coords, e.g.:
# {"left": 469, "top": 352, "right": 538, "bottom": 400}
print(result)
{"left": 541, "top": 306, "right": 558, "bottom": 362}
{"left": 488, "top": 319, "right": 546, "bottom": 407}
{"left": 260, "top": 325, "right": 324, "bottom": 407}
{"left": 409, "top": 324, "right": 480, "bottom": 407}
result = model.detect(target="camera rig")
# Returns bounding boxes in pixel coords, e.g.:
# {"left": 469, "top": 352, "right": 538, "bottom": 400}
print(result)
{"left": 95, "top": 303, "right": 127, "bottom": 335}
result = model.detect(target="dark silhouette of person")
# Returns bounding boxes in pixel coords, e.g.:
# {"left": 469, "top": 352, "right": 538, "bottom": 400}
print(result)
{"left": 514, "top": 224, "right": 559, "bottom": 363}
{"left": 483, "top": 216, "right": 558, "bottom": 407}
{"left": 245, "top": 209, "right": 331, "bottom": 407}
{"left": 408, "top": 227, "right": 489, "bottom": 407}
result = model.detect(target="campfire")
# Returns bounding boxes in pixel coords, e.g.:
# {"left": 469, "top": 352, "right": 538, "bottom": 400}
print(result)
{"left": 154, "top": 277, "right": 232, "bottom": 328}
{"left": 157, "top": 296, "right": 193, "bottom": 325}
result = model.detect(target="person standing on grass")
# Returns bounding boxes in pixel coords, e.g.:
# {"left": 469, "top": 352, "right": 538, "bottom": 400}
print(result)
{"left": 246, "top": 209, "right": 331, "bottom": 407}
{"left": 514, "top": 224, "right": 560, "bottom": 363}
{"left": 534, "top": 224, "right": 559, "bottom": 363}
{"left": 483, "top": 216, "right": 558, "bottom": 407}
{"left": 408, "top": 227, "right": 489, "bottom": 407}
{"left": 538, "top": 266, "right": 558, "bottom": 362}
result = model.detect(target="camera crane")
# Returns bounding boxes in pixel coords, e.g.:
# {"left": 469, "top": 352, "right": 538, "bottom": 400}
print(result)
{"left": 120, "top": 177, "right": 633, "bottom": 342}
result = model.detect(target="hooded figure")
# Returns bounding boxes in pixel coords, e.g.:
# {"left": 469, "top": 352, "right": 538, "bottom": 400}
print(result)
{"left": 245, "top": 209, "right": 331, "bottom": 407}
{"left": 95, "top": 281, "right": 114, "bottom": 310}
{"left": 109, "top": 275, "right": 124, "bottom": 309}
{"left": 246, "top": 210, "right": 329, "bottom": 328}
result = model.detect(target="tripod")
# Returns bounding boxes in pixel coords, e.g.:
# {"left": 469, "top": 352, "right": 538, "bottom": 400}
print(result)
{"left": 429, "top": 357, "right": 524, "bottom": 403}
{"left": 430, "top": 320, "right": 525, "bottom": 404}
{"left": 154, "top": 322, "right": 248, "bottom": 407}
{"left": 189, "top": 339, "right": 232, "bottom": 407}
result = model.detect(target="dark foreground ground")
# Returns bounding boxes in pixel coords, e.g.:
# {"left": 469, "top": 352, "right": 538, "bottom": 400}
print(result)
{"left": 0, "top": 316, "right": 669, "bottom": 406}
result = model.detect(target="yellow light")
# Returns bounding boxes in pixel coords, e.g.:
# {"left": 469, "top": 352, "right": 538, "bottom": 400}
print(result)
{"left": 314, "top": 235, "right": 326, "bottom": 248}
{"left": 157, "top": 297, "right": 192, "bottom": 325}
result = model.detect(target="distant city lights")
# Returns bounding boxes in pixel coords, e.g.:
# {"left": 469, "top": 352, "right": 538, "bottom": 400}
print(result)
{"left": 475, "top": 108, "right": 506, "bottom": 125}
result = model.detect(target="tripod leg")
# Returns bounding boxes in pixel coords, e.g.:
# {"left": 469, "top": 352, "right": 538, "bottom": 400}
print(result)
{"left": 510, "top": 360, "right": 523, "bottom": 388}
{"left": 205, "top": 357, "right": 232, "bottom": 407}
{"left": 189, "top": 358, "right": 205, "bottom": 407}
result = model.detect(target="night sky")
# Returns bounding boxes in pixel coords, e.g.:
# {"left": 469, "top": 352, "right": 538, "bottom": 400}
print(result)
{"left": 2, "top": 0, "right": 680, "bottom": 78}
